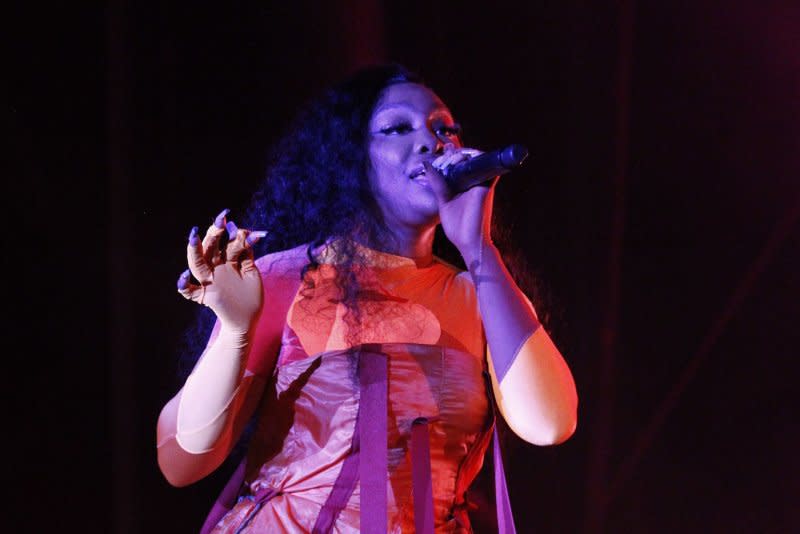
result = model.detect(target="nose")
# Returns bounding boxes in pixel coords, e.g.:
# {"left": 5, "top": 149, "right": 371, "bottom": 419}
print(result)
{"left": 415, "top": 127, "right": 445, "bottom": 155}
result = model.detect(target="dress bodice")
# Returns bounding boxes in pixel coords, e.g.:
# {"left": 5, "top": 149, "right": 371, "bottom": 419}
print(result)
{"left": 211, "top": 246, "right": 492, "bottom": 533}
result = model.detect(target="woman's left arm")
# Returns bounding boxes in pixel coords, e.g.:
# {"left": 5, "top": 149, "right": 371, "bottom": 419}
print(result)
{"left": 425, "top": 149, "right": 578, "bottom": 446}
{"left": 466, "top": 239, "right": 578, "bottom": 446}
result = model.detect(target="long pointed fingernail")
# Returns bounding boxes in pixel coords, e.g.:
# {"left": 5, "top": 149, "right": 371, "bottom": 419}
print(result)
{"left": 177, "top": 269, "right": 191, "bottom": 290}
{"left": 225, "top": 220, "right": 238, "bottom": 240}
{"left": 188, "top": 226, "right": 199, "bottom": 246}
{"left": 214, "top": 208, "right": 230, "bottom": 229}
{"left": 246, "top": 230, "right": 268, "bottom": 245}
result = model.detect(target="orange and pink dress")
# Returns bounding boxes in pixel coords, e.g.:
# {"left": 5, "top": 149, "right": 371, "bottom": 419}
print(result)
{"left": 206, "top": 244, "right": 499, "bottom": 533}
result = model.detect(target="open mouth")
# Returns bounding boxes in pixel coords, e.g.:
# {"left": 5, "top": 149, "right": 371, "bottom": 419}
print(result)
{"left": 409, "top": 166, "right": 426, "bottom": 180}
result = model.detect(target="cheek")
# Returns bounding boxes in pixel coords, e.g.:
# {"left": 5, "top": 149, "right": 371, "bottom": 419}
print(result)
{"left": 367, "top": 158, "right": 398, "bottom": 205}
{"left": 370, "top": 139, "right": 407, "bottom": 170}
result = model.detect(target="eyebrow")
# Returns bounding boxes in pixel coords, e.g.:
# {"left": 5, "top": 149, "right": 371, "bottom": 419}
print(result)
{"left": 373, "top": 103, "right": 453, "bottom": 118}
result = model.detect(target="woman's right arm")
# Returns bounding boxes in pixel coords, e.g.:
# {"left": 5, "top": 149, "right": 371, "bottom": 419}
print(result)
{"left": 156, "top": 348, "right": 266, "bottom": 487}
{"left": 156, "top": 323, "right": 269, "bottom": 488}
{"left": 156, "top": 214, "right": 302, "bottom": 487}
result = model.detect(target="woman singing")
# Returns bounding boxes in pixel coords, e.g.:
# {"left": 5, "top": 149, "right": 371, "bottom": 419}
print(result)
{"left": 157, "top": 63, "right": 578, "bottom": 533}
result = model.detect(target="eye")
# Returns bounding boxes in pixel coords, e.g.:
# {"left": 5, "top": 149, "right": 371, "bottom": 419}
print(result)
{"left": 379, "top": 123, "right": 413, "bottom": 135}
{"left": 434, "top": 123, "right": 462, "bottom": 138}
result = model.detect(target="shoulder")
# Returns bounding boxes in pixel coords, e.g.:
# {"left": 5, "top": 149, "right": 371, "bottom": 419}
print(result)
{"left": 255, "top": 243, "right": 311, "bottom": 280}
{"left": 431, "top": 255, "right": 469, "bottom": 280}
{"left": 431, "top": 255, "right": 461, "bottom": 274}
{"left": 453, "top": 270, "right": 477, "bottom": 297}
{"left": 431, "top": 257, "right": 477, "bottom": 299}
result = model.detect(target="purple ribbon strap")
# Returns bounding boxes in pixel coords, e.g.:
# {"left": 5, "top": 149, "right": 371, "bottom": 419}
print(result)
{"left": 200, "top": 347, "right": 518, "bottom": 533}
{"left": 411, "top": 417, "right": 435, "bottom": 534}
{"left": 358, "top": 347, "right": 389, "bottom": 533}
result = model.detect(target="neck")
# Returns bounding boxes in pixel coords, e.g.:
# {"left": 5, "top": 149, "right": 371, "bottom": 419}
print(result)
{"left": 373, "top": 223, "right": 436, "bottom": 267}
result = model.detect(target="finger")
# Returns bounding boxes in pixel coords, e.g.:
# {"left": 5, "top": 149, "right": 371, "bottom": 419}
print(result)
{"left": 437, "top": 148, "right": 479, "bottom": 172}
{"left": 214, "top": 208, "right": 230, "bottom": 229}
{"left": 187, "top": 226, "right": 214, "bottom": 284}
{"left": 177, "top": 268, "right": 192, "bottom": 290}
{"left": 226, "top": 229, "right": 267, "bottom": 271}
{"left": 202, "top": 208, "right": 229, "bottom": 265}
{"left": 225, "top": 228, "right": 249, "bottom": 266}
{"left": 246, "top": 230, "right": 268, "bottom": 247}
{"left": 221, "top": 219, "right": 241, "bottom": 264}
{"left": 432, "top": 152, "right": 450, "bottom": 170}
{"left": 431, "top": 143, "right": 455, "bottom": 169}
{"left": 434, "top": 147, "right": 475, "bottom": 175}
{"left": 452, "top": 148, "right": 481, "bottom": 163}
{"left": 242, "top": 231, "right": 267, "bottom": 273}
{"left": 440, "top": 150, "right": 469, "bottom": 170}
{"left": 225, "top": 220, "right": 239, "bottom": 241}
{"left": 177, "top": 269, "right": 206, "bottom": 304}
{"left": 460, "top": 148, "right": 482, "bottom": 158}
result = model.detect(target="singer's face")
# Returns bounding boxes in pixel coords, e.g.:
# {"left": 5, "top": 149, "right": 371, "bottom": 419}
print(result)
{"left": 367, "top": 82, "right": 461, "bottom": 230}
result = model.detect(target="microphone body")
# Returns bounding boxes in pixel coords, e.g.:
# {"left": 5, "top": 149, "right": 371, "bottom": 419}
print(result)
{"left": 444, "top": 144, "right": 529, "bottom": 193}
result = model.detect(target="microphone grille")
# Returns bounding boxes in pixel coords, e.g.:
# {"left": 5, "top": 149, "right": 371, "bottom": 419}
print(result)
{"left": 500, "top": 144, "right": 530, "bottom": 168}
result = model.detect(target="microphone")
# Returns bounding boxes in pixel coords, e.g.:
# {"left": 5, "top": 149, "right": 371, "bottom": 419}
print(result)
{"left": 444, "top": 144, "right": 530, "bottom": 193}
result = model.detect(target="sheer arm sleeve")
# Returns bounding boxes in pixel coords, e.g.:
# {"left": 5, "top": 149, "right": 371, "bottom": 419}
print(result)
{"left": 465, "top": 242, "right": 578, "bottom": 446}
{"left": 156, "top": 246, "right": 306, "bottom": 487}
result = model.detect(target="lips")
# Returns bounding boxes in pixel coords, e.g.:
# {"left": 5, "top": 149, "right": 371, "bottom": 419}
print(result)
{"left": 409, "top": 165, "right": 426, "bottom": 179}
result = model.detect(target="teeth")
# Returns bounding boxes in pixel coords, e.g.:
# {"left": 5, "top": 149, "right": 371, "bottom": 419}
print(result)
{"left": 411, "top": 168, "right": 426, "bottom": 179}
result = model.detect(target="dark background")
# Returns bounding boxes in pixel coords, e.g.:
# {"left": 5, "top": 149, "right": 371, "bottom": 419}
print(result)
{"left": 10, "top": 1, "right": 799, "bottom": 532}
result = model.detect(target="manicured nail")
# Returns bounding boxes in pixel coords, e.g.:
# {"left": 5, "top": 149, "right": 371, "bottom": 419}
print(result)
{"left": 214, "top": 208, "right": 230, "bottom": 229}
{"left": 177, "top": 269, "right": 191, "bottom": 290}
{"left": 225, "top": 220, "right": 238, "bottom": 240}
{"left": 246, "top": 230, "right": 268, "bottom": 245}
{"left": 188, "top": 226, "right": 199, "bottom": 246}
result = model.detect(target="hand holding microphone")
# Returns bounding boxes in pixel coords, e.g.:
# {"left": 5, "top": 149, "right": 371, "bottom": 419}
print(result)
{"left": 426, "top": 143, "right": 531, "bottom": 257}
{"left": 443, "top": 144, "right": 530, "bottom": 193}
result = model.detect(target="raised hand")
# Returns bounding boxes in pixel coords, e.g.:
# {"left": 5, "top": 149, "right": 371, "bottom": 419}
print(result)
{"left": 177, "top": 209, "right": 267, "bottom": 333}
{"left": 424, "top": 145, "right": 498, "bottom": 265}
